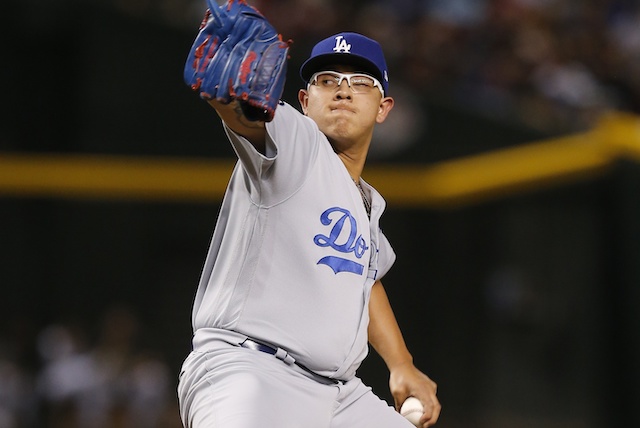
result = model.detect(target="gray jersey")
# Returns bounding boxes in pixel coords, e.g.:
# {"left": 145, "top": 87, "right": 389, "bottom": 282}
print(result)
{"left": 191, "top": 102, "right": 396, "bottom": 380}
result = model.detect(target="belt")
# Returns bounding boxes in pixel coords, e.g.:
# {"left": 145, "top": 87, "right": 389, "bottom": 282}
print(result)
{"left": 239, "top": 338, "right": 340, "bottom": 385}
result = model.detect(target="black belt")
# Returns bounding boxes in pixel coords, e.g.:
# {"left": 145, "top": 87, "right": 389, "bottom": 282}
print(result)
{"left": 239, "top": 338, "right": 340, "bottom": 384}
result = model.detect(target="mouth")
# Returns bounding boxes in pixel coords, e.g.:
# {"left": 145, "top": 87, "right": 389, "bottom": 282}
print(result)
{"left": 330, "top": 104, "right": 355, "bottom": 114}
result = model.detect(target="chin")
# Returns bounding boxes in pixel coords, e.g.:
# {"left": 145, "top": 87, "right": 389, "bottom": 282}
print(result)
{"left": 324, "top": 124, "right": 351, "bottom": 140}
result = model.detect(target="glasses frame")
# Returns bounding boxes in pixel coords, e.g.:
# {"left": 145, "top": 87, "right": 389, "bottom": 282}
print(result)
{"left": 308, "top": 71, "right": 385, "bottom": 97}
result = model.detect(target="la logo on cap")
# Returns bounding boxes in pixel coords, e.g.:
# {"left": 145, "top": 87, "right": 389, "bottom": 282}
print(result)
{"left": 332, "top": 35, "right": 351, "bottom": 53}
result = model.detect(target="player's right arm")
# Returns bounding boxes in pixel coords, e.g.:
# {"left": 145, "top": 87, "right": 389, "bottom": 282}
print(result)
{"left": 208, "top": 99, "right": 267, "bottom": 154}
{"left": 368, "top": 280, "right": 441, "bottom": 427}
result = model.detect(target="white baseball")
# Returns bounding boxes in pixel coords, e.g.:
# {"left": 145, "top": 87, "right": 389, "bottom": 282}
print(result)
{"left": 400, "top": 396, "right": 423, "bottom": 427}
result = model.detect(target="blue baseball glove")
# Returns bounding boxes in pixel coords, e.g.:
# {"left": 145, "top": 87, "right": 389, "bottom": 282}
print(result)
{"left": 184, "top": 0, "right": 290, "bottom": 122}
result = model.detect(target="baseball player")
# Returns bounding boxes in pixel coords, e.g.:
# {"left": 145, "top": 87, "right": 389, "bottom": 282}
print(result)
{"left": 177, "top": 1, "right": 441, "bottom": 427}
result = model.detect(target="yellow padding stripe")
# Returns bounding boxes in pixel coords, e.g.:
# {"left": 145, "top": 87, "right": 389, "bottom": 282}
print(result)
{"left": 369, "top": 133, "right": 610, "bottom": 207}
{"left": 0, "top": 154, "right": 234, "bottom": 202}
{"left": 0, "top": 112, "right": 639, "bottom": 207}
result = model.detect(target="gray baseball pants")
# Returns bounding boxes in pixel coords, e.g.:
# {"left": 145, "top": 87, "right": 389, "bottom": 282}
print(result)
{"left": 177, "top": 329, "right": 414, "bottom": 428}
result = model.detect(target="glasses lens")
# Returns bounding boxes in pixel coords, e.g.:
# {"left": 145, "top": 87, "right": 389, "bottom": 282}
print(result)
{"left": 315, "top": 73, "right": 340, "bottom": 89}
{"left": 348, "top": 75, "right": 376, "bottom": 93}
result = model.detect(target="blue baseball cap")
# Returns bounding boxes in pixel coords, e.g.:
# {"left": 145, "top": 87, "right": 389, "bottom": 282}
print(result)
{"left": 300, "top": 32, "right": 389, "bottom": 95}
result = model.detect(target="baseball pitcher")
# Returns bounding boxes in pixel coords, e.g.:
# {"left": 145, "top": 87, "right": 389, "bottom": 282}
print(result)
{"left": 177, "top": 1, "right": 441, "bottom": 427}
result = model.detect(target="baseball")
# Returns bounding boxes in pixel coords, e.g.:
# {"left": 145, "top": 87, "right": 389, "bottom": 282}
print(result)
{"left": 400, "top": 396, "right": 423, "bottom": 427}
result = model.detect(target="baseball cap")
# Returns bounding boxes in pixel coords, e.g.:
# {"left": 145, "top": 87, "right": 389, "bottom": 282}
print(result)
{"left": 300, "top": 32, "right": 389, "bottom": 95}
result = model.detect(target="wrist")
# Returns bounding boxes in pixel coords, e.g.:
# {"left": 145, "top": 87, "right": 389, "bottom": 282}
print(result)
{"left": 386, "top": 352, "right": 414, "bottom": 373}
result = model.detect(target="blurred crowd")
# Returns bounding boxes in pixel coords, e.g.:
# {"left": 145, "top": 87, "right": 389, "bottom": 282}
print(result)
{"left": 108, "top": 0, "right": 640, "bottom": 134}
{"left": 5, "top": 0, "right": 640, "bottom": 144}
{"left": 0, "top": 306, "right": 181, "bottom": 428}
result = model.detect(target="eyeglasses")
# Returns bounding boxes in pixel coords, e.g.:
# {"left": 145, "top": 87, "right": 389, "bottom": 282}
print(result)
{"left": 309, "top": 71, "right": 384, "bottom": 96}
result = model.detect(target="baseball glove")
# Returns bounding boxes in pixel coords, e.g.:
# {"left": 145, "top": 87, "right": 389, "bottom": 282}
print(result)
{"left": 184, "top": 0, "right": 290, "bottom": 122}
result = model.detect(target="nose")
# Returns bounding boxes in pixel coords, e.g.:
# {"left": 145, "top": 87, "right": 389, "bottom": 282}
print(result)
{"left": 335, "top": 78, "right": 352, "bottom": 99}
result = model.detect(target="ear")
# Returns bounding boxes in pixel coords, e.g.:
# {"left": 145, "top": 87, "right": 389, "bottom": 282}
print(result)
{"left": 298, "top": 89, "right": 309, "bottom": 115}
{"left": 376, "top": 96, "right": 394, "bottom": 124}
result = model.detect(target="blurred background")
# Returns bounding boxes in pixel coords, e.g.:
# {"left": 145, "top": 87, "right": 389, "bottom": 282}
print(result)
{"left": 1, "top": 0, "right": 640, "bottom": 427}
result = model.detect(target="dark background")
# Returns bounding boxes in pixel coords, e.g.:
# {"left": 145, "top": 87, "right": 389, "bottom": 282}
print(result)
{"left": 1, "top": 1, "right": 639, "bottom": 427}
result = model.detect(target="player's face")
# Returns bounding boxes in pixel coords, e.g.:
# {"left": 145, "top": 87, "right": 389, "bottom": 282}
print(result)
{"left": 298, "top": 65, "right": 394, "bottom": 149}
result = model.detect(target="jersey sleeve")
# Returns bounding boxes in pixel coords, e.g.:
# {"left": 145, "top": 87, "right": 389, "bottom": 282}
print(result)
{"left": 223, "top": 102, "right": 321, "bottom": 206}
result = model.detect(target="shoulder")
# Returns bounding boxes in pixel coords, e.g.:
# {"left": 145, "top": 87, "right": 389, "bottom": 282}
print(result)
{"left": 266, "top": 101, "right": 326, "bottom": 151}
{"left": 268, "top": 101, "right": 316, "bottom": 130}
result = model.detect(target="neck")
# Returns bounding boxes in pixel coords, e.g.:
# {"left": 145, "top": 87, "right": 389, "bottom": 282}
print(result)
{"left": 337, "top": 151, "right": 366, "bottom": 181}
{"left": 332, "top": 138, "right": 370, "bottom": 181}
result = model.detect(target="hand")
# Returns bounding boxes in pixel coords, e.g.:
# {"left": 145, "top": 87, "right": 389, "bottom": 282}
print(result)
{"left": 389, "top": 362, "right": 441, "bottom": 427}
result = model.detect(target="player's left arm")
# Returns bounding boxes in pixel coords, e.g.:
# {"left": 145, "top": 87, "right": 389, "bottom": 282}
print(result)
{"left": 368, "top": 280, "right": 441, "bottom": 427}
{"left": 183, "top": 0, "right": 289, "bottom": 153}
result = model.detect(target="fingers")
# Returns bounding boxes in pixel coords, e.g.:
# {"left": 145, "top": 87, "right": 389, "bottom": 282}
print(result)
{"left": 419, "top": 394, "right": 441, "bottom": 427}
{"left": 205, "top": 0, "right": 225, "bottom": 24}
{"left": 204, "top": 0, "right": 241, "bottom": 32}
